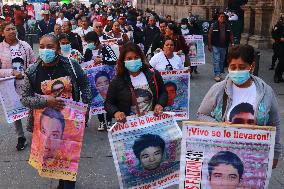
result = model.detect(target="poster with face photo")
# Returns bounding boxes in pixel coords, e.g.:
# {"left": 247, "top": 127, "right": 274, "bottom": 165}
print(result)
{"left": 0, "top": 76, "right": 29, "bottom": 123}
{"left": 160, "top": 69, "right": 190, "bottom": 120}
{"left": 179, "top": 121, "right": 275, "bottom": 189}
{"left": 29, "top": 98, "right": 87, "bottom": 181}
{"left": 108, "top": 112, "right": 182, "bottom": 189}
{"left": 184, "top": 35, "right": 205, "bottom": 66}
{"left": 82, "top": 64, "right": 115, "bottom": 115}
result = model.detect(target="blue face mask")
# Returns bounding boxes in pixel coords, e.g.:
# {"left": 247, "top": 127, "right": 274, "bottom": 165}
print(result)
{"left": 125, "top": 59, "right": 142, "bottom": 73}
{"left": 87, "top": 43, "right": 96, "bottom": 50}
{"left": 60, "top": 44, "right": 71, "bottom": 55}
{"left": 39, "top": 49, "right": 57, "bottom": 63}
{"left": 71, "top": 25, "right": 77, "bottom": 30}
{"left": 228, "top": 70, "right": 251, "bottom": 85}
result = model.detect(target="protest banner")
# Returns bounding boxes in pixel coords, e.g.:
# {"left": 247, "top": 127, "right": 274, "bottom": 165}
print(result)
{"left": 81, "top": 63, "right": 115, "bottom": 115}
{"left": 160, "top": 69, "right": 190, "bottom": 120}
{"left": 101, "top": 38, "right": 120, "bottom": 58}
{"left": 0, "top": 76, "right": 29, "bottom": 123}
{"left": 184, "top": 35, "right": 205, "bottom": 66}
{"left": 109, "top": 112, "right": 182, "bottom": 189}
{"left": 29, "top": 98, "right": 87, "bottom": 181}
{"left": 179, "top": 121, "right": 276, "bottom": 189}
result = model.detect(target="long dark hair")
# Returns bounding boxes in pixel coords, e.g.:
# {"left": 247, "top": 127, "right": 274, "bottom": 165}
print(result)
{"left": 116, "top": 42, "right": 149, "bottom": 76}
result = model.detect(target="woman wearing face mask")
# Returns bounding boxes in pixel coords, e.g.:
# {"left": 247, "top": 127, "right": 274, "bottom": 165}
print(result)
{"left": 165, "top": 23, "right": 190, "bottom": 67}
{"left": 197, "top": 45, "right": 281, "bottom": 170}
{"left": 179, "top": 18, "right": 200, "bottom": 74}
{"left": 149, "top": 38, "right": 184, "bottom": 71}
{"left": 105, "top": 42, "right": 168, "bottom": 122}
{"left": 20, "top": 34, "right": 91, "bottom": 189}
{"left": 0, "top": 21, "right": 36, "bottom": 151}
{"left": 58, "top": 33, "right": 84, "bottom": 64}
{"left": 84, "top": 31, "right": 117, "bottom": 131}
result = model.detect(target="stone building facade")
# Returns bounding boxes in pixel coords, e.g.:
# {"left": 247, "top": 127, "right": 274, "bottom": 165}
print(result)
{"left": 137, "top": 0, "right": 284, "bottom": 49}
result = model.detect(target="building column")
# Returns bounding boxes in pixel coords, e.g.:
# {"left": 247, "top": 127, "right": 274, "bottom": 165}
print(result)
{"left": 240, "top": 5, "right": 254, "bottom": 44}
{"left": 247, "top": 2, "right": 274, "bottom": 48}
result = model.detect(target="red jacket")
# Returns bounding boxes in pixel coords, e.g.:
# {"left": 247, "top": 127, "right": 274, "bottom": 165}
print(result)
{"left": 14, "top": 10, "right": 26, "bottom": 26}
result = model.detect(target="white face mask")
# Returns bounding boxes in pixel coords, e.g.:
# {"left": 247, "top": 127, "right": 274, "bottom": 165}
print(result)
{"left": 181, "top": 25, "right": 187, "bottom": 29}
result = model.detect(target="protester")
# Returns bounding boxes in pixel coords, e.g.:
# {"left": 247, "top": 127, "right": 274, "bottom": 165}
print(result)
{"left": 58, "top": 33, "right": 84, "bottom": 64}
{"left": 84, "top": 31, "right": 117, "bottom": 130}
{"left": 50, "top": 24, "right": 61, "bottom": 37}
{"left": 197, "top": 44, "right": 281, "bottom": 169}
{"left": 61, "top": 21, "right": 83, "bottom": 53}
{"left": 107, "top": 21, "right": 129, "bottom": 42}
{"left": 93, "top": 21, "right": 110, "bottom": 41}
{"left": 105, "top": 42, "right": 167, "bottom": 122}
{"left": 20, "top": 34, "right": 91, "bottom": 189}
{"left": 143, "top": 16, "right": 160, "bottom": 55}
{"left": 150, "top": 38, "right": 184, "bottom": 71}
{"left": 56, "top": 11, "right": 68, "bottom": 26}
{"left": 73, "top": 16, "right": 93, "bottom": 53}
{"left": 13, "top": 6, "right": 26, "bottom": 41}
{"left": 38, "top": 8, "right": 56, "bottom": 38}
{"left": 208, "top": 12, "right": 234, "bottom": 82}
{"left": 271, "top": 13, "right": 284, "bottom": 83}
{"left": 151, "top": 21, "right": 167, "bottom": 54}
{"left": 165, "top": 23, "right": 190, "bottom": 67}
{"left": 0, "top": 21, "right": 36, "bottom": 151}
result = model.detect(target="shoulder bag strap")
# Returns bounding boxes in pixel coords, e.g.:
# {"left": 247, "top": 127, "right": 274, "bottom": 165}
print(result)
{"left": 222, "top": 91, "right": 228, "bottom": 120}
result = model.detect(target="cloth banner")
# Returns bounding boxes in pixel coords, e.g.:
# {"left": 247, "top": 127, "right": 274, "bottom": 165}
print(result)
{"left": 179, "top": 121, "right": 276, "bottom": 189}
{"left": 184, "top": 35, "right": 205, "bottom": 66}
{"left": 29, "top": 98, "right": 87, "bottom": 181}
{"left": 160, "top": 69, "right": 190, "bottom": 120}
{"left": 81, "top": 63, "right": 115, "bottom": 115}
{"left": 0, "top": 76, "right": 29, "bottom": 123}
{"left": 108, "top": 112, "right": 182, "bottom": 189}
{"left": 101, "top": 39, "right": 120, "bottom": 58}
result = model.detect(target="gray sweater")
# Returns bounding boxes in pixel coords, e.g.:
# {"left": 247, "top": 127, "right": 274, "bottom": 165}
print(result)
{"left": 197, "top": 75, "right": 281, "bottom": 159}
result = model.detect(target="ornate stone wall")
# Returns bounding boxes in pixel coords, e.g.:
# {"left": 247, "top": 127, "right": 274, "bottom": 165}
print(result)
{"left": 241, "top": 0, "right": 283, "bottom": 48}
{"left": 137, "top": 0, "right": 284, "bottom": 49}
{"left": 137, "top": 0, "right": 226, "bottom": 20}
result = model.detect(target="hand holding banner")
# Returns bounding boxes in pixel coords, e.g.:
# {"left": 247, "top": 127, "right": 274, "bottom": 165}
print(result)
{"left": 179, "top": 121, "right": 275, "bottom": 189}
{"left": 29, "top": 98, "right": 87, "bottom": 181}
{"left": 0, "top": 76, "right": 29, "bottom": 123}
{"left": 160, "top": 69, "right": 190, "bottom": 120}
{"left": 109, "top": 112, "right": 182, "bottom": 189}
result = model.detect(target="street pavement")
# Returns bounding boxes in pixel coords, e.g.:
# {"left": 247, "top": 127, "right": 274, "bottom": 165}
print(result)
{"left": 0, "top": 44, "right": 283, "bottom": 189}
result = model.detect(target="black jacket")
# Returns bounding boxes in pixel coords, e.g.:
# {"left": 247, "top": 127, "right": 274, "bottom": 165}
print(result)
{"left": 67, "top": 32, "right": 83, "bottom": 54}
{"left": 84, "top": 44, "right": 117, "bottom": 65}
{"left": 143, "top": 25, "right": 161, "bottom": 54}
{"left": 104, "top": 69, "right": 168, "bottom": 117}
{"left": 38, "top": 18, "right": 56, "bottom": 38}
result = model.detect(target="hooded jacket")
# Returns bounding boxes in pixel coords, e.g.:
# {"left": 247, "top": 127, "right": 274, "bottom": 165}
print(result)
{"left": 197, "top": 75, "right": 281, "bottom": 159}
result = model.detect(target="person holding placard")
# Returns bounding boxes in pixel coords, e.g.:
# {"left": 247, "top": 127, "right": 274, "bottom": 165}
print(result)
{"left": 149, "top": 38, "right": 184, "bottom": 71}
{"left": 20, "top": 34, "right": 91, "bottom": 189}
{"left": 84, "top": 31, "right": 117, "bottom": 131}
{"left": 105, "top": 42, "right": 168, "bottom": 122}
{"left": 0, "top": 21, "right": 36, "bottom": 151}
{"left": 197, "top": 44, "right": 281, "bottom": 169}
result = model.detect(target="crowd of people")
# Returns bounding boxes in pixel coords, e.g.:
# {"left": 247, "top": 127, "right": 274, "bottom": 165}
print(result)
{"left": 0, "top": 1, "right": 283, "bottom": 189}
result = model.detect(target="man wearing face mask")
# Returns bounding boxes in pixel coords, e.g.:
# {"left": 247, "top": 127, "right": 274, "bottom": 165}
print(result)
{"left": 197, "top": 44, "right": 281, "bottom": 170}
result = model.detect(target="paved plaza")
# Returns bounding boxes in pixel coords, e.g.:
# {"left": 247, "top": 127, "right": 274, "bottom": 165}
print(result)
{"left": 0, "top": 45, "right": 283, "bottom": 189}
